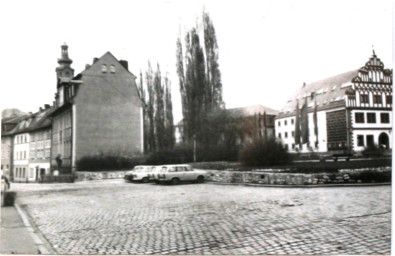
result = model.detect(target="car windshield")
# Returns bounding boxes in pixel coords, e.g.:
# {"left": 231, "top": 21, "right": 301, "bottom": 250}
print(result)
{"left": 133, "top": 167, "right": 144, "bottom": 173}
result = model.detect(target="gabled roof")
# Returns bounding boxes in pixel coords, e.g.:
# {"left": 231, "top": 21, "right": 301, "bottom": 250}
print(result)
{"left": 80, "top": 51, "right": 137, "bottom": 79}
{"left": 278, "top": 69, "right": 358, "bottom": 117}
{"left": 4, "top": 107, "right": 54, "bottom": 135}
{"left": 227, "top": 104, "right": 279, "bottom": 118}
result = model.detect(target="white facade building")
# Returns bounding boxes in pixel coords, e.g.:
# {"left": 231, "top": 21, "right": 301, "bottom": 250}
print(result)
{"left": 13, "top": 133, "right": 30, "bottom": 182}
{"left": 275, "top": 51, "right": 392, "bottom": 153}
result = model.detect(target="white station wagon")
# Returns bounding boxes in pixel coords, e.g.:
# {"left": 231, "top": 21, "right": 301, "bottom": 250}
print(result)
{"left": 124, "top": 165, "right": 156, "bottom": 183}
{"left": 155, "top": 164, "right": 207, "bottom": 185}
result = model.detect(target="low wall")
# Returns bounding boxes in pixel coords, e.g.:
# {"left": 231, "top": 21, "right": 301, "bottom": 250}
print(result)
{"left": 75, "top": 171, "right": 127, "bottom": 182}
{"left": 202, "top": 167, "right": 391, "bottom": 185}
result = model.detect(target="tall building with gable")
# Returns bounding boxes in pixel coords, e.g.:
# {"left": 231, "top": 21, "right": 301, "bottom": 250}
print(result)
{"left": 50, "top": 44, "right": 144, "bottom": 173}
{"left": 275, "top": 51, "right": 392, "bottom": 153}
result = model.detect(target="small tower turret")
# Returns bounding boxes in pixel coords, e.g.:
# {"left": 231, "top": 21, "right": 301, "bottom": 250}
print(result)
{"left": 56, "top": 43, "right": 74, "bottom": 85}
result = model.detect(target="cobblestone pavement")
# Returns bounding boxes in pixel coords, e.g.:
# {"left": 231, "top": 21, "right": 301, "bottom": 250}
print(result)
{"left": 13, "top": 181, "right": 391, "bottom": 255}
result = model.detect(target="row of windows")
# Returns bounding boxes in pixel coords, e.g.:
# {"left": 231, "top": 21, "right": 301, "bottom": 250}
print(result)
{"left": 15, "top": 134, "right": 28, "bottom": 144}
{"left": 355, "top": 112, "right": 390, "bottom": 124}
{"left": 0, "top": 165, "right": 10, "bottom": 170}
{"left": 102, "top": 64, "right": 116, "bottom": 73}
{"left": 278, "top": 131, "right": 295, "bottom": 139}
{"left": 360, "top": 94, "right": 392, "bottom": 105}
{"left": 15, "top": 167, "right": 26, "bottom": 178}
{"left": 30, "top": 130, "right": 51, "bottom": 142}
{"left": 278, "top": 118, "right": 295, "bottom": 127}
{"left": 30, "top": 149, "right": 51, "bottom": 159}
{"left": 15, "top": 151, "right": 27, "bottom": 160}
{"left": 357, "top": 135, "right": 375, "bottom": 147}
{"left": 31, "top": 140, "right": 51, "bottom": 149}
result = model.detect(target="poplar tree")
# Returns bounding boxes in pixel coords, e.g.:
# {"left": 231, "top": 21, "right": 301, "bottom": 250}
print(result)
{"left": 154, "top": 64, "right": 166, "bottom": 150}
{"left": 176, "top": 11, "right": 223, "bottom": 147}
{"left": 145, "top": 61, "right": 156, "bottom": 151}
{"left": 137, "top": 70, "right": 149, "bottom": 153}
{"left": 164, "top": 75, "right": 175, "bottom": 149}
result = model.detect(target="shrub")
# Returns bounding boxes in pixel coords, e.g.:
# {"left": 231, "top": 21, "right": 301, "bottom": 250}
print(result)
{"left": 146, "top": 145, "right": 193, "bottom": 165}
{"left": 238, "top": 139, "right": 290, "bottom": 167}
{"left": 362, "top": 144, "right": 383, "bottom": 157}
{"left": 357, "top": 170, "right": 391, "bottom": 183}
{"left": 76, "top": 153, "right": 146, "bottom": 171}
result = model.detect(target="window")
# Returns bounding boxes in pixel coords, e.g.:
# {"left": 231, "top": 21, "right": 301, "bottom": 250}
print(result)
{"left": 360, "top": 94, "right": 369, "bottom": 104}
{"left": 386, "top": 95, "right": 392, "bottom": 105}
{"left": 357, "top": 135, "right": 364, "bottom": 147}
{"left": 110, "top": 65, "right": 115, "bottom": 73}
{"left": 292, "top": 144, "right": 295, "bottom": 149}
{"left": 366, "top": 135, "right": 374, "bottom": 147}
{"left": 292, "top": 131, "right": 295, "bottom": 137}
{"left": 278, "top": 121, "right": 281, "bottom": 127}
{"left": 284, "top": 144, "right": 289, "bottom": 150}
{"left": 367, "top": 113, "right": 376, "bottom": 123}
{"left": 284, "top": 120, "right": 287, "bottom": 126}
{"left": 101, "top": 64, "right": 107, "bottom": 73}
{"left": 355, "top": 113, "right": 364, "bottom": 123}
{"left": 291, "top": 119, "right": 294, "bottom": 125}
{"left": 24, "top": 151, "right": 26, "bottom": 159}
{"left": 381, "top": 113, "right": 390, "bottom": 123}
{"left": 285, "top": 132, "right": 288, "bottom": 138}
{"left": 278, "top": 133, "right": 281, "bottom": 138}
{"left": 373, "top": 95, "right": 382, "bottom": 104}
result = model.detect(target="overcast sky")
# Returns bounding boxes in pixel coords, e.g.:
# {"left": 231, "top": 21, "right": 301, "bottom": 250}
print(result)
{"left": 0, "top": 0, "right": 392, "bottom": 122}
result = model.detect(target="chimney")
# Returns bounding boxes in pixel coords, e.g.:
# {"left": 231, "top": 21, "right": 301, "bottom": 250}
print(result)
{"left": 93, "top": 58, "right": 99, "bottom": 64}
{"left": 85, "top": 64, "right": 91, "bottom": 69}
{"left": 44, "top": 104, "right": 50, "bottom": 109}
{"left": 302, "top": 82, "right": 306, "bottom": 87}
{"left": 39, "top": 107, "right": 43, "bottom": 112}
{"left": 119, "top": 60, "right": 128, "bottom": 70}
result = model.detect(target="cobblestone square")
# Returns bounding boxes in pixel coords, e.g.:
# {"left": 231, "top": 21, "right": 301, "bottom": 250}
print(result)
{"left": 13, "top": 181, "right": 391, "bottom": 254}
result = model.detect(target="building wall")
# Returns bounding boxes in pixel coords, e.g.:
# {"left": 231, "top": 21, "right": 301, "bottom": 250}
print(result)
{"left": 1, "top": 136, "right": 12, "bottom": 177}
{"left": 13, "top": 133, "right": 30, "bottom": 182}
{"left": 73, "top": 53, "right": 143, "bottom": 165}
{"left": 275, "top": 110, "right": 328, "bottom": 152}
{"left": 51, "top": 109, "right": 72, "bottom": 172}
{"left": 29, "top": 128, "right": 51, "bottom": 182}
{"left": 350, "top": 109, "right": 392, "bottom": 151}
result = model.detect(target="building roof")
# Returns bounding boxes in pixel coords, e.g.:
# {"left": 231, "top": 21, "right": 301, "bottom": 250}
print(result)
{"left": 3, "top": 106, "right": 54, "bottom": 135}
{"left": 227, "top": 104, "right": 279, "bottom": 118}
{"left": 277, "top": 51, "right": 393, "bottom": 119}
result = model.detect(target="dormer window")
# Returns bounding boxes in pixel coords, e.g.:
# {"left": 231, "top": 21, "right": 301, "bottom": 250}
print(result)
{"left": 110, "top": 65, "right": 115, "bottom": 73}
{"left": 102, "top": 64, "right": 107, "bottom": 73}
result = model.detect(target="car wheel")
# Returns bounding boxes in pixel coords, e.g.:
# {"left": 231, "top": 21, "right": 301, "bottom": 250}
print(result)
{"left": 196, "top": 175, "right": 205, "bottom": 183}
{"left": 171, "top": 178, "right": 180, "bottom": 185}
{"left": 142, "top": 177, "right": 149, "bottom": 183}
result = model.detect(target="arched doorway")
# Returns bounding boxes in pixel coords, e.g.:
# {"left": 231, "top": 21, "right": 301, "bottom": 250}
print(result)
{"left": 378, "top": 133, "right": 389, "bottom": 149}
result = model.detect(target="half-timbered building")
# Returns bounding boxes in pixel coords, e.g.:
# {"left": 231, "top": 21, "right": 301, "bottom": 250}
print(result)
{"left": 275, "top": 51, "right": 392, "bottom": 153}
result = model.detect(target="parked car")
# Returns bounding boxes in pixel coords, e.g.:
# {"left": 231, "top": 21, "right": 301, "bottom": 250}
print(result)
{"left": 147, "top": 166, "right": 163, "bottom": 181}
{"left": 1, "top": 171, "right": 10, "bottom": 207}
{"left": 155, "top": 164, "right": 207, "bottom": 185}
{"left": 124, "top": 166, "right": 155, "bottom": 183}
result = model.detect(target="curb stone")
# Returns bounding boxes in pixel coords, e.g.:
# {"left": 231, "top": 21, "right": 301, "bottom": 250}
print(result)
{"left": 207, "top": 181, "right": 391, "bottom": 188}
{"left": 15, "top": 203, "right": 54, "bottom": 254}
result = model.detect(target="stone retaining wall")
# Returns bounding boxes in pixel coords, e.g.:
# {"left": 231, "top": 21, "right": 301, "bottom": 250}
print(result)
{"left": 75, "top": 171, "right": 127, "bottom": 181}
{"left": 202, "top": 167, "right": 391, "bottom": 185}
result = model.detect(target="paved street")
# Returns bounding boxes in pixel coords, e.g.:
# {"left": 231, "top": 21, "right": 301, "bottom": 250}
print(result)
{"left": 11, "top": 180, "right": 391, "bottom": 255}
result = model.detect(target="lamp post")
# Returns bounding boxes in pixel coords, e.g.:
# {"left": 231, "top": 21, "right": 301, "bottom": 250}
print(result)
{"left": 193, "top": 134, "right": 196, "bottom": 162}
